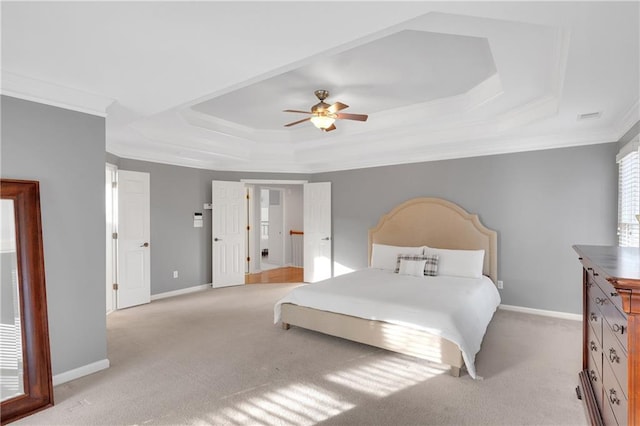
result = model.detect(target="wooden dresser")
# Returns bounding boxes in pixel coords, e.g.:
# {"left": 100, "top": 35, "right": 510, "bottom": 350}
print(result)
{"left": 574, "top": 245, "right": 640, "bottom": 425}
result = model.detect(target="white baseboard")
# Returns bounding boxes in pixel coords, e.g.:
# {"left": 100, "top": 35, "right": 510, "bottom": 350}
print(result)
{"left": 53, "top": 358, "right": 110, "bottom": 386}
{"left": 499, "top": 304, "right": 582, "bottom": 321}
{"left": 151, "top": 283, "right": 211, "bottom": 301}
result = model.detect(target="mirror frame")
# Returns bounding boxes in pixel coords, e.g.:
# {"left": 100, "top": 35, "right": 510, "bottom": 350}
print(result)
{"left": 1, "top": 179, "right": 53, "bottom": 424}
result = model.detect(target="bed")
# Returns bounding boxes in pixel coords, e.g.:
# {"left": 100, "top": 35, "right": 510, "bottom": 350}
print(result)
{"left": 274, "top": 197, "right": 500, "bottom": 378}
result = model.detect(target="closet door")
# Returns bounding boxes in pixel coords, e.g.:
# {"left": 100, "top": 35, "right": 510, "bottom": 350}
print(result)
{"left": 117, "top": 170, "right": 151, "bottom": 309}
{"left": 212, "top": 180, "right": 246, "bottom": 288}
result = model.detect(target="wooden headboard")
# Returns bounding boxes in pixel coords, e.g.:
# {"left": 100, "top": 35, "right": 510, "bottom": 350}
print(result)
{"left": 368, "top": 197, "right": 498, "bottom": 283}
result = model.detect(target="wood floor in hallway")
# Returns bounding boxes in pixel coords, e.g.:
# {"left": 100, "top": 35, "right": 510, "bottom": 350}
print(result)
{"left": 245, "top": 267, "right": 303, "bottom": 284}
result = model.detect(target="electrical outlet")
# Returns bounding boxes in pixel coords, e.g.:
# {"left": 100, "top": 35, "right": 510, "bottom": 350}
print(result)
{"left": 497, "top": 280, "right": 504, "bottom": 289}
{"left": 173, "top": 270, "right": 178, "bottom": 278}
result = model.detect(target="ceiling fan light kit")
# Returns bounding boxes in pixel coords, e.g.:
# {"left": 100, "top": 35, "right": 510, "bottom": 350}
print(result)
{"left": 310, "top": 115, "right": 336, "bottom": 130}
{"left": 284, "top": 89, "right": 368, "bottom": 132}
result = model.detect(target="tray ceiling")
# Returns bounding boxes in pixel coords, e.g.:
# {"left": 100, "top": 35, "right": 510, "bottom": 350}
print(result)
{"left": 2, "top": 2, "right": 638, "bottom": 173}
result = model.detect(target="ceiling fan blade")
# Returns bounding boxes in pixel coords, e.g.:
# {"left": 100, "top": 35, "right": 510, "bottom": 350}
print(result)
{"left": 284, "top": 117, "right": 311, "bottom": 127}
{"left": 283, "top": 109, "right": 312, "bottom": 114}
{"left": 336, "top": 112, "right": 368, "bottom": 122}
{"left": 324, "top": 124, "right": 337, "bottom": 132}
{"left": 328, "top": 102, "right": 349, "bottom": 113}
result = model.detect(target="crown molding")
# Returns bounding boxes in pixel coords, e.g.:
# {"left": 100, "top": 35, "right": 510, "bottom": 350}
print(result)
{"left": 1, "top": 70, "right": 114, "bottom": 117}
{"left": 299, "top": 127, "right": 619, "bottom": 173}
{"left": 614, "top": 98, "right": 640, "bottom": 140}
{"left": 109, "top": 119, "right": 618, "bottom": 175}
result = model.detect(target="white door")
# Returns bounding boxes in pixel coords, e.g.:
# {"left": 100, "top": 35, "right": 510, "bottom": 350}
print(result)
{"left": 212, "top": 181, "right": 246, "bottom": 288}
{"left": 105, "top": 164, "right": 117, "bottom": 313}
{"left": 303, "top": 182, "right": 332, "bottom": 282}
{"left": 117, "top": 170, "right": 151, "bottom": 309}
{"left": 267, "top": 190, "right": 284, "bottom": 266}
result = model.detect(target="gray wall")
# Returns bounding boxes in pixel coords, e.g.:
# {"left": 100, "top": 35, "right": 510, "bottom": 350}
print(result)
{"left": 312, "top": 143, "right": 619, "bottom": 314}
{"left": 1, "top": 96, "right": 107, "bottom": 375}
{"left": 114, "top": 157, "right": 309, "bottom": 295}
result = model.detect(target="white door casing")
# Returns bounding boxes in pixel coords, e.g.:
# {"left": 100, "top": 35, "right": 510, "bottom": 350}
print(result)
{"left": 212, "top": 180, "right": 246, "bottom": 288}
{"left": 117, "top": 170, "right": 151, "bottom": 309}
{"left": 303, "top": 182, "right": 332, "bottom": 283}
{"left": 246, "top": 185, "right": 259, "bottom": 274}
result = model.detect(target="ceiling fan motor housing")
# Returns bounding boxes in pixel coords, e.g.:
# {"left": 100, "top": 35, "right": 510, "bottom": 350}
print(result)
{"left": 314, "top": 89, "right": 330, "bottom": 101}
{"left": 312, "top": 102, "right": 332, "bottom": 114}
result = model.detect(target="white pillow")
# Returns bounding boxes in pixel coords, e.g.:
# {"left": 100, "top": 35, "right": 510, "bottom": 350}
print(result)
{"left": 371, "top": 243, "right": 425, "bottom": 271}
{"left": 398, "top": 258, "right": 427, "bottom": 277}
{"left": 424, "top": 248, "right": 485, "bottom": 279}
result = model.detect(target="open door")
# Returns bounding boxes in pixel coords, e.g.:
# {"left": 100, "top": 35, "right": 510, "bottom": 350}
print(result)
{"left": 266, "top": 189, "right": 284, "bottom": 267}
{"left": 116, "top": 170, "right": 151, "bottom": 309}
{"left": 303, "top": 182, "right": 332, "bottom": 282}
{"left": 212, "top": 180, "right": 246, "bottom": 288}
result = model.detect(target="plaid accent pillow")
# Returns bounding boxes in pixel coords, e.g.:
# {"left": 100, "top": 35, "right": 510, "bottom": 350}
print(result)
{"left": 422, "top": 254, "right": 439, "bottom": 276}
{"left": 395, "top": 254, "right": 439, "bottom": 276}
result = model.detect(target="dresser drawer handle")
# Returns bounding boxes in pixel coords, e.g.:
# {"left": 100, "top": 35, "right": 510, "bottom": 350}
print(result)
{"left": 609, "top": 348, "right": 620, "bottom": 364}
{"left": 610, "top": 292, "right": 619, "bottom": 297}
{"left": 609, "top": 389, "right": 620, "bottom": 405}
{"left": 590, "top": 312, "right": 598, "bottom": 322}
{"left": 612, "top": 323, "right": 626, "bottom": 335}
{"left": 590, "top": 370, "right": 598, "bottom": 382}
{"left": 587, "top": 267, "right": 593, "bottom": 271}
{"left": 590, "top": 341, "right": 598, "bottom": 352}
{"left": 593, "top": 272, "right": 599, "bottom": 277}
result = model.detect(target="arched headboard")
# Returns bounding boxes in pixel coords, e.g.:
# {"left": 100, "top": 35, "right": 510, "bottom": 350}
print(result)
{"left": 368, "top": 197, "right": 498, "bottom": 283}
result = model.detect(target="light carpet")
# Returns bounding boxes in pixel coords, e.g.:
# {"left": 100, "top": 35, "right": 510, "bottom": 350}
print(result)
{"left": 16, "top": 283, "right": 587, "bottom": 425}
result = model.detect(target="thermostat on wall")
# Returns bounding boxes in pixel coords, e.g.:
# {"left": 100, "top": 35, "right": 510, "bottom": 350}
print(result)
{"left": 194, "top": 212, "right": 203, "bottom": 228}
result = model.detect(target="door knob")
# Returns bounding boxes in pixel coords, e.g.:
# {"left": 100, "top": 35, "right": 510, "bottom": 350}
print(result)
{"left": 321, "top": 237, "right": 331, "bottom": 241}
{"left": 140, "top": 242, "right": 149, "bottom": 247}
{"left": 214, "top": 237, "right": 222, "bottom": 242}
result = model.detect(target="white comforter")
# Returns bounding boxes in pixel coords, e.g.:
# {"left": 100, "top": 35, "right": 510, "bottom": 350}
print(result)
{"left": 274, "top": 268, "right": 501, "bottom": 379}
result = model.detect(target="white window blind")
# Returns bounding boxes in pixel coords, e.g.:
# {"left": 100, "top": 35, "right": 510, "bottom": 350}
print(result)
{"left": 618, "top": 145, "right": 640, "bottom": 247}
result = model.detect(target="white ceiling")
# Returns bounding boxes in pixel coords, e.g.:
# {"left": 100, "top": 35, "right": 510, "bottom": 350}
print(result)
{"left": 2, "top": 1, "right": 639, "bottom": 173}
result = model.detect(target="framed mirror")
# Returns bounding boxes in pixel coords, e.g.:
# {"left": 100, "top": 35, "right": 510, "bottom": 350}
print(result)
{"left": 1, "top": 179, "right": 53, "bottom": 424}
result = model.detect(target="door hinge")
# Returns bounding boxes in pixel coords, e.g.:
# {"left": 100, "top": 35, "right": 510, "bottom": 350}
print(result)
{"left": 112, "top": 232, "right": 118, "bottom": 239}
{"left": 246, "top": 193, "right": 250, "bottom": 200}
{"left": 113, "top": 283, "right": 118, "bottom": 290}
{"left": 112, "top": 181, "right": 117, "bottom": 189}
{"left": 247, "top": 257, "right": 250, "bottom": 262}
{"left": 246, "top": 225, "right": 250, "bottom": 231}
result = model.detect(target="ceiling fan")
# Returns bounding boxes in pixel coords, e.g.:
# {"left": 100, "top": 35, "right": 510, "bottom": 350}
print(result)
{"left": 283, "top": 90, "right": 368, "bottom": 132}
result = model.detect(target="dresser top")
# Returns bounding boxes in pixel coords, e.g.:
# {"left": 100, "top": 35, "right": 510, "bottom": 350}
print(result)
{"left": 574, "top": 245, "right": 640, "bottom": 286}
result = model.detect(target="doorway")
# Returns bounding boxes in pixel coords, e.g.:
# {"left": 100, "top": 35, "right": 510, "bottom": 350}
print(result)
{"left": 260, "top": 188, "right": 284, "bottom": 271}
{"left": 105, "top": 165, "right": 152, "bottom": 311}
{"left": 244, "top": 180, "right": 306, "bottom": 283}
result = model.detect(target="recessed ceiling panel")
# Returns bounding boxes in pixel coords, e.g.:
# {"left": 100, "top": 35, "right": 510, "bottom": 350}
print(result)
{"left": 191, "top": 30, "right": 496, "bottom": 131}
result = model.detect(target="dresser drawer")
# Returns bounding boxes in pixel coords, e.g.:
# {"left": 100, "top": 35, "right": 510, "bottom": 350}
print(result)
{"left": 603, "top": 359, "right": 628, "bottom": 426}
{"left": 588, "top": 323, "right": 602, "bottom": 377}
{"left": 601, "top": 393, "right": 619, "bottom": 426}
{"left": 588, "top": 267, "right": 625, "bottom": 314}
{"left": 587, "top": 286, "right": 604, "bottom": 346}
{"left": 601, "top": 302, "right": 628, "bottom": 354}
{"left": 603, "top": 322, "right": 628, "bottom": 399}
{"left": 589, "top": 352, "right": 604, "bottom": 410}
